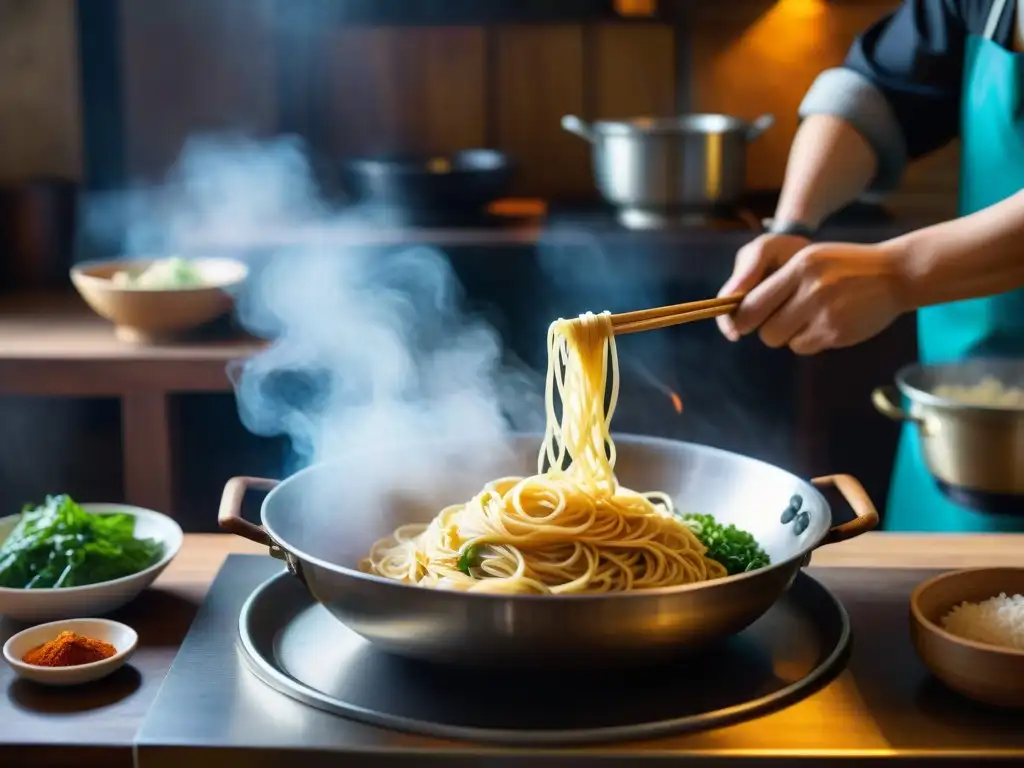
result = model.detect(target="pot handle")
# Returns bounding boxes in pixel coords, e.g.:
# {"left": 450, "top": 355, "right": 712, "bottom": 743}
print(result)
{"left": 811, "top": 474, "right": 880, "bottom": 543}
{"left": 561, "top": 115, "right": 596, "bottom": 143}
{"left": 218, "top": 476, "right": 280, "bottom": 547}
{"left": 746, "top": 114, "right": 775, "bottom": 142}
{"left": 872, "top": 385, "right": 925, "bottom": 425}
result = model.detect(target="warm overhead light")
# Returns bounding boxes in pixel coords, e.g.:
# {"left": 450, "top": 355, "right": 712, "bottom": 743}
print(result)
{"left": 614, "top": 0, "right": 657, "bottom": 18}
{"left": 775, "top": 0, "right": 828, "bottom": 11}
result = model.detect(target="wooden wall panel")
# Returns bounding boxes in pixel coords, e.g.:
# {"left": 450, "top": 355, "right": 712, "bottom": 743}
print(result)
{"left": 493, "top": 25, "right": 589, "bottom": 198}
{"left": 0, "top": 0, "right": 82, "bottom": 182}
{"left": 119, "top": 0, "right": 277, "bottom": 180}
{"left": 690, "top": 0, "right": 958, "bottom": 212}
{"left": 110, "top": 0, "right": 958, "bottom": 210}
{"left": 690, "top": 0, "right": 889, "bottom": 190}
{"left": 589, "top": 23, "right": 675, "bottom": 119}
{"left": 324, "top": 27, "right": 486, "bottom": 157}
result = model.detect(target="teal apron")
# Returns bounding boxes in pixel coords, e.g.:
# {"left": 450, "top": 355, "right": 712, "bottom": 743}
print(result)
{"left": 885, "top": 0, "right": 1024, "bottom": 532}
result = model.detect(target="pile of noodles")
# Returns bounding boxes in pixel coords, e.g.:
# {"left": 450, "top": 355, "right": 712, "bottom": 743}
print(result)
{"left": 361, "top": 311, "right": 726, "bottom": 594}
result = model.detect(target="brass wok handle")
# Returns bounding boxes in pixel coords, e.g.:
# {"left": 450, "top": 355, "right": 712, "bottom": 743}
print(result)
{"left": 811, "top": 474, "right": 880, "bottom": 543}
{"left": 218, "top": 475, "right": 280, "bottom": 547}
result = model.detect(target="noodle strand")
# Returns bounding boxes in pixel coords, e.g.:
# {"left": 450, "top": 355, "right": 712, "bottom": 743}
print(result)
{"left": 361, "top": 311, "right": 727, "bottom": 594}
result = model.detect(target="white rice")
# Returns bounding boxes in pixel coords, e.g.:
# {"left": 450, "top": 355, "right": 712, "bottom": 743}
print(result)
{"left": 940, "top": 593, "right": 1024, "bottom": 651}
{"left": 933, "top": 376, "right": 1024, "bottom": 408}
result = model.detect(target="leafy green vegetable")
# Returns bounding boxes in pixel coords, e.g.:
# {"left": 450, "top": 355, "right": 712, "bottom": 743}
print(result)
{"left": 0, "top": 495, "right": 164, "bottom": 589}
{"left": 456, "top": 543, "right": 481, "bottom": 576}
{"left": 679, "top": 512, "right": 770, "bottom": 576}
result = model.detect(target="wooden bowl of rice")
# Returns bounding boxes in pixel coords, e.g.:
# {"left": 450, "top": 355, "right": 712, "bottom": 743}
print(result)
{"left": 910, "top": 567, "right": 1024, "bottom": 708}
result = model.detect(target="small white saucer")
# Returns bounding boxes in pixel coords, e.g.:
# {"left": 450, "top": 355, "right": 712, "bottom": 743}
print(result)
{"left": 2, "top": 617, "right": 138, "bottom": 686}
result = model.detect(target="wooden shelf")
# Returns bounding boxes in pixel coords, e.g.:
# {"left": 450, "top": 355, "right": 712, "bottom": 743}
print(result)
{"left": 0, "top": 291, "right": 264, "bottom": 395}
{"left": 0, "top": 291, "right": 265, "bottom": 517}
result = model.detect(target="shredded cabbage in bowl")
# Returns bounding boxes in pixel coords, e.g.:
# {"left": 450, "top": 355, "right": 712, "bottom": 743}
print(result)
{"left": 110, "top": 257, "right": 205, "bottom": 290}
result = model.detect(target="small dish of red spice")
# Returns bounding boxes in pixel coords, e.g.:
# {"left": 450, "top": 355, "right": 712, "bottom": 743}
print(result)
{"left": 3, "top": 618, "right": 137, "bottom": 686}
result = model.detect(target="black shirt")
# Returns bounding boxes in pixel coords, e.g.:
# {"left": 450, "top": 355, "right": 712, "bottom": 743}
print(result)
{"left": 844, "top": 0, "right": 1017, "bottom": 161}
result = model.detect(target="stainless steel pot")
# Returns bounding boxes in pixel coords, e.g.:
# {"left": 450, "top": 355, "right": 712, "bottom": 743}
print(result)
{"left": 873, "top": 359, "right": 1024, "bottom": 514}
{"left": 561, "top": 113, "right": 774, "bottom": 229}
{"left": 220, "top": 433, "right": 877, "bottom": 668}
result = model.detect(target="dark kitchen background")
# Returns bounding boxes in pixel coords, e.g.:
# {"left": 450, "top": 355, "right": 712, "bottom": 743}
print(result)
{"left": 0, "top": 0, "right": 956, "bottom": 529}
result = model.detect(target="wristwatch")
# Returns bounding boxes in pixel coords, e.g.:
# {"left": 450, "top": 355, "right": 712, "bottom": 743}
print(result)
{"left": 761, "top": 218, "right": 817, "bottom": 239}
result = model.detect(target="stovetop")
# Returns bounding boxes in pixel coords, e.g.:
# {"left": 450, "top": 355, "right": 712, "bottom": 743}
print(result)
{"left": 134, "top": 555, "right": 1024, "bottom": 766}
{"left": 341, "top": 192, "right": 896, "bottom": 235}
{"left": 178, "top": 193, "right": 905, "bottom": 258}
{"left": 545, "top": 202, "right": 762, "bottom": 233}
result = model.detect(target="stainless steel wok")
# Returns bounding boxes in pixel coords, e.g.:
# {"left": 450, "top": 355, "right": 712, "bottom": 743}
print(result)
{"left": 220, "top": 434, "right": 877, "bottom": 667}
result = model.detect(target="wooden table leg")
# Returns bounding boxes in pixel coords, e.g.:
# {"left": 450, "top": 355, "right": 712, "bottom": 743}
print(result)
{"left": 121, "top": 392, "right": 175, "bottom": 514}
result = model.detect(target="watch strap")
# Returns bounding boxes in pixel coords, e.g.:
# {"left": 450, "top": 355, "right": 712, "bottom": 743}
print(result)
{"left": 762, "top": 218, "right": 816, "bottom": 239}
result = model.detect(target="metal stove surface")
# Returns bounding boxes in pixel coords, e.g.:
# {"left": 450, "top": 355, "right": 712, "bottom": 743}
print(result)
{"left": 233, "top": 567, "right": 848, "bottom": 746}
{"left": 135, "top": 555, "right": 1024, "bottom": 767}
{"left": 545, "top": 202, "right": 761, "bottom": 236}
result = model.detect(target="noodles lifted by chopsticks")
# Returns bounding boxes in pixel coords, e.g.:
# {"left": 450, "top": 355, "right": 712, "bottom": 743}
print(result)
{"left": 361, "top": 311, "right": 727, "bottom": 594}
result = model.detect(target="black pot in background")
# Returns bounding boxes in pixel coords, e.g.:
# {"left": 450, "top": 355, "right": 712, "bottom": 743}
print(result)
{"left": 339, "top": 150, "right": 514, "bottom": 224}
{"left": 0, "top": 177, "right": 78, "bottom": 291}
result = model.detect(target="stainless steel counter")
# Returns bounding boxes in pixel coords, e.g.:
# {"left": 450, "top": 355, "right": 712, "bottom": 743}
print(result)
{"left": 134, "top": 555, "right": 1024, "bottom": 767}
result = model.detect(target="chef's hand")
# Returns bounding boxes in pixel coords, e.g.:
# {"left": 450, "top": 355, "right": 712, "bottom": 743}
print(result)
{"left": 721, "top": 241, "right": 908, "bottom": 355}
{"left": 716, "top": 233, "right": 811, "bottom": 341}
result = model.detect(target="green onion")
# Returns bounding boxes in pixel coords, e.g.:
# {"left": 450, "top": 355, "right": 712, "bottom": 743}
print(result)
{"left": 679, "top": 512, "right": 770, "bottom": 576}
{"left": 456, "top": 543, "right": 481, "bottom": 576}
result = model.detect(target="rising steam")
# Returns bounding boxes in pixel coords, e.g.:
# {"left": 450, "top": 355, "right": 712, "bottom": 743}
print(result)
{"left": 78, "top": 132, "right": 787, "bottom": 532}
{"left": 83, "top": 136, "right": 543, "bottom": 518}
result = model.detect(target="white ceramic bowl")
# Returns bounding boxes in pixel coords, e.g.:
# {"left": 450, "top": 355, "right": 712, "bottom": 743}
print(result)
{"left": 0, "top": 503, "right": 183, "bottom": 623}
{"left": 3, "top": 617, "right": 138, "bottom": 686}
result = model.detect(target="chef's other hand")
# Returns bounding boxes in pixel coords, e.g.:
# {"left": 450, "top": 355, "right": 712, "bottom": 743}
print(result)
{"left": 717, "top": 233, "right": 810, "bottom": 341}
{"left": 729, "top": 241, "right": 907, "bottom": 355}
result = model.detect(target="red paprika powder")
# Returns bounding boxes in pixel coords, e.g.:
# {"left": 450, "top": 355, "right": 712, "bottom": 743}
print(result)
{"left": 22, "top": 630, "right": 117, "bottom": 667}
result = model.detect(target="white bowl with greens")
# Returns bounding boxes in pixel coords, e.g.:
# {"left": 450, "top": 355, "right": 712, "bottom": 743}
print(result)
{"left": 0, "top": 496, "right": 183, "bottom": 623}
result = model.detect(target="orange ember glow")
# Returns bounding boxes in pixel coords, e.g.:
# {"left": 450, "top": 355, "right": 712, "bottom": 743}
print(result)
{"left": 627, "top": 358, "right": 684, "bottom": 416}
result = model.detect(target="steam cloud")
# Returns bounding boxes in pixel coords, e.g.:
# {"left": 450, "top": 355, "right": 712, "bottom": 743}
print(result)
{"left": 83, "top": 136, "right": 544, "bottom": 516}
{"left": 78, "top": 132, "right": 788, "bottom": 526}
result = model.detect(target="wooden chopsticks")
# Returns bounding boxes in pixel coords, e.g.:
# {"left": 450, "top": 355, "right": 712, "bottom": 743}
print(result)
{"left": 609, "top": 293, "right": 746, "bottom": 335}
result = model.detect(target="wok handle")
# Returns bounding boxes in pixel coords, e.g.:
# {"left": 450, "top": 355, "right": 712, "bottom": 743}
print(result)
{"left": 218, "top": 476, "right": 280, "bottom": 547}
{"left": 811, "top": 474, "right": 880, "bottom": 543}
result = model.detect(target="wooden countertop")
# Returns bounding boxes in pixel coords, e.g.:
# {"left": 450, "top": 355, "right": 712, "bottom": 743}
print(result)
{"left": 166, "top": 531, "right": 1024, "bottom": 588}
{"left": 1, "top": 532, "right": 1022, "bottom": 767}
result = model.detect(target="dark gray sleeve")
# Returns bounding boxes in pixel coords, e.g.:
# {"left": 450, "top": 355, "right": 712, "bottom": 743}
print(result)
{"left": 797, "top": 0, "right": 966, "bottom": 193}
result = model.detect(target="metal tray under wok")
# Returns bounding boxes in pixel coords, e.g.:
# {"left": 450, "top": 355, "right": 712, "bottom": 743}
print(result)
{"left": 237, "top": 566, "right": 851, "bottom": 746}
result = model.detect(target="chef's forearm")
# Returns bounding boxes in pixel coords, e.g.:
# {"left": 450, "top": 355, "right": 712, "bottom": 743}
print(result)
{"left": 887, "top": 190, "right": 1024, "bottom": 310}
{"left": 773, "top": 115, "right": 879, "bottom": 230}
